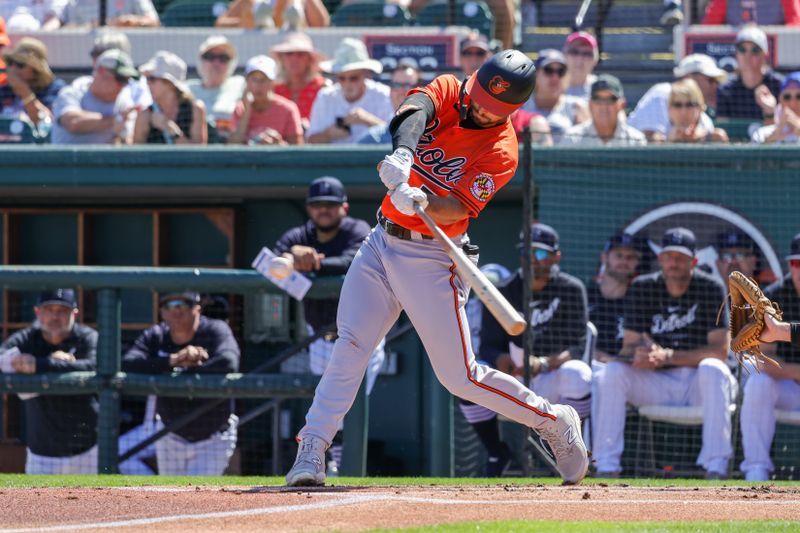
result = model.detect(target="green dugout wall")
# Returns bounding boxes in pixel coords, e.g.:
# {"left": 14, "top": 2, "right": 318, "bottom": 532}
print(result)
{"left": 0, "top": 145, "right": 797, "bottom": 475}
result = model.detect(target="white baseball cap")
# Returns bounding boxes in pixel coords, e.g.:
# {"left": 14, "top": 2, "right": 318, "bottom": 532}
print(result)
{"left": 736, "top": 25, "right": 768, "bottom": 53}
{"left": 140, "top": 51, "right": 189, "bottom": 94}
{"left": 674, "top": 54, "right": 728, "bottom": 83}
{"left": 245, "top": 55, "right": 277, "bottom": 80}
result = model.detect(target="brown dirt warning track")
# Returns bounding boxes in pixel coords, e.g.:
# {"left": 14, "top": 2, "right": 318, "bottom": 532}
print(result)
{"left": 1, "top": 483, "right": 799, "bottom": 532}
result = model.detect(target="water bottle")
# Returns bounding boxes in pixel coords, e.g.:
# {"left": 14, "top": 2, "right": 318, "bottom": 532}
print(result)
{"left": 36, "top": 110, "right": 52, "bottom": 141}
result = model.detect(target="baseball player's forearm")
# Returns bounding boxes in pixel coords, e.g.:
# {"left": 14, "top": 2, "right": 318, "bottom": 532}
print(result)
{"left": 670, "top": 329, "right": 729, "bottom": 366}
{"left": 190, "top": 351, "right": 239, "bottom": 373}
{"left": 425, "top": 194, "right": 469, "bottom": 225}
{"left": 390, "top": 93, "right": 435, "bottom": 152}
{"left": 37, "top": 357, "right": 95, "bottom": 373}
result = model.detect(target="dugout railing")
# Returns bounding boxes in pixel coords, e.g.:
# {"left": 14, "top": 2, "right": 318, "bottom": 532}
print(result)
{"left": 0, "top": 266, "right": 395, "bottom": 475}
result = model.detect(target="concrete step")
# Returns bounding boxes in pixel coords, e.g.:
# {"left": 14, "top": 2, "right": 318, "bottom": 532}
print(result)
{"left": 523, "top": 27, "right": 672, "bottom": 54}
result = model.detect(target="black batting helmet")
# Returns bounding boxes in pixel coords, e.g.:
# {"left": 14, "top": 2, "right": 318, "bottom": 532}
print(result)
{"left": 465, "top": 49, "right": 536, "bottom": 117}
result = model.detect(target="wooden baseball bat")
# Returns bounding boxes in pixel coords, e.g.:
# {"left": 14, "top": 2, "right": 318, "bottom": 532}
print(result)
{"left": 413, "top": 203, "right": 526, "bottom": 336}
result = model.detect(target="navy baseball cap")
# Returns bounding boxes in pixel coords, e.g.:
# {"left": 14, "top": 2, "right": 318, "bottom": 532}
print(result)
{"left": 37, "top": 288, "right": 77, "bottom": 308}
{"left": 518, "top": 222, "right": 559, "bottom": 252}
{"left": 787, "top": 232, "right": 800, "bottom": 260}
{"left": 159, "top": 291, "right": 200, "bottom": 304}
{"left": 661, "top": 227, "right": 696, "bottom": 257}
{"left": 591, "top": 74, "right": 624, "bottom": 99}
{"left": 306, "top": 176, "right": 347, "bottom": 204}
{"left": 715, "top": 230, "right": 754, "bottom": 251}
{"left": 781, "top": 71, "right": 800, "bottom": 93}
{"left": 535, "top": 49, "right": 566, "bottom": 69}
{"left": 603, "top": 232, "right": 643, "bottom": 254}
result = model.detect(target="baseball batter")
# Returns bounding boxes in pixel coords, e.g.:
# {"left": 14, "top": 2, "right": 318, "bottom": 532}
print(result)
{"left": 286, "top": 50, "right": 589, "bottom": 487}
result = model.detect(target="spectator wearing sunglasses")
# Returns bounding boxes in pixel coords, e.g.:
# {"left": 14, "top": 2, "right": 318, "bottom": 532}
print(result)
{"left": 739, "top": 232, "right": 800, "bottom": 481}
{"left": 522, "top": 49, "right": 589, "bottom": 143}
{"left": 134, "top": 51, "right": 207, "bottom": 145}
{"left": 462, "top": 222, "right": 591, "bottom": 476}
{"left": 458, "top": 32, "right": 490, "bottom": 78}
{"left": 629, "top": 54, "right": 726, "bottom": 142}
{"left": 122, "top": 292, "right": 240, "bottom": 476}
{"left": 561, "top": 75, "right": 645, "bottom": 146}
{"left": 0, "top": 37, "right": 64, "bottom": 131}
{"left": 188, "top": 36, "right": 245, "bottom": 139}
{"left": 51, "top": 49, "right": 137, "bottom": 144}
{"left": 752, "top": 72, "right": 800, "bottom": 144}
{"left": 358, "top": 62, "right": 421, "bottom": 144}
{"left": 228, "top": 55, "right": 303, "bottom": 145}
{"left": 306, "top": 38, "right": 392, "bottom": 144}
{"left": 716, "top": 25, "right": 783, "bottom": 122}
{"left": 271, "top": 32, "right": 329, "bottom": 130}
{"left": 89, "top": 30, "right": 152, "bottom": 111}
{"left": 702, "top": 0, "right": 800, "bottom": 26}
{"left": 665, "top": 79, "right": 728, "bottom": 144}
{"left": 714, "top": 230, "right": 758, "bottom": 282}
{"left": 563, "top": 31, "right": 599, "bottom": 101}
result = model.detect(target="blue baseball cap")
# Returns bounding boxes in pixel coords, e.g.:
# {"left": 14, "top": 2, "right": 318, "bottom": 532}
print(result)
{"left": 306, "top": 176, "right": 347, "bottom": 204}
{"left": 37, "top": 288, "right": 77, "bottom": 308}
{"left": 518, "top": 222, "right": 559, "bottom": 252}
{"left": 661, "top": 227, "right": 696, "bottom": 257}
{"left": 715, "top": 230, "right": 754, "bottom": 251}
{"left": 781, "top": 71, "right": 800, "bottom": 93}
{"left": 535, "top": 49, "right": 566, "bottom": 70}
{"left": 787, "top": 232, "right": 800, "bottom": 260}
{"left": 603, "top": 232, "right": 643, "bottom": 254}
{"left": 159, "top": 291, "right": 200, "bottom": 304}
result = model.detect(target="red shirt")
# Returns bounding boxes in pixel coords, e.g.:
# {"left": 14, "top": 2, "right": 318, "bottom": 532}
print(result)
{"left": 702, "top": 0, "right": 800, "bottom": 25}
{"left": 231, "top": 93, "right": 303, "bottom": 143}
{"left": 274, "top": 76, "right": 327, "bottom": 120}
{"left": 380, "top": 74, "right": 519, "bottom": 238}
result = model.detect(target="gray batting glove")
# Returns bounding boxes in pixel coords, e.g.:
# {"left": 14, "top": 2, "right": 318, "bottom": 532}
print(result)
{"left": 379, "top": 147, "right": 413, "bottom": 191}
{"left": 390, "top": 183, "right": 428, "bottom": 216}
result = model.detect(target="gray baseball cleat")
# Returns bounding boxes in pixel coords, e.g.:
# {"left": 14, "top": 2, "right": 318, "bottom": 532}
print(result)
{"left": 536, "top": 404, "right": 589, "bottom": 485}
{"left": 285, "top": 436, "right": 328, "bottom": 487}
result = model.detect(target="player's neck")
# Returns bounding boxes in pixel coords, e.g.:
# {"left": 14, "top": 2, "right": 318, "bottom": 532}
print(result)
{"left": 599, "top": 275, "right": 627, "bottom": 299}
{"left": 664, "top": 276, "right": 691, "bottom": 298}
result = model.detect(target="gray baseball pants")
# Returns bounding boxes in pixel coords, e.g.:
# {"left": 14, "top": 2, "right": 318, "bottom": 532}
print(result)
{"left": 299, "top": 225, "right": 557, "bottom": 446}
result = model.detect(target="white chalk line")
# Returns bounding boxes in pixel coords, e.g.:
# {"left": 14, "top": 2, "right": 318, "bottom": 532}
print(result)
{"left": 2, "top": 494, "right": 800, "bottom": 532}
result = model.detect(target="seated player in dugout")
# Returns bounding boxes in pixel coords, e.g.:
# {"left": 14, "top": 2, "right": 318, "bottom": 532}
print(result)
{"left": 739, "top": 232, "right": 800, "bottom": 481}
{"left": 285, "top": 50, "right": 589, "bottom": 487}
{"left": 122, "top": 292, "right": 240, "bottom": 476}
{"left": 0, "top": 289, "right": 99, "bottom": 474}
{"left": 593, "top": 227, "right": 736, "bottom": 479}
{"left": 460, "top": 223, "right": 592, "bottom": 476}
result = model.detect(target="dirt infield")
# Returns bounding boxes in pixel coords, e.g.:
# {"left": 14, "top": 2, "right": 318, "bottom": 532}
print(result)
{"left": 1, "top": 484, "right": 799, "bottom": 532}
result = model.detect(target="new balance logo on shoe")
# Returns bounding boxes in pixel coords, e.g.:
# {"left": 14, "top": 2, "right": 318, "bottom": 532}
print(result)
{"left": 563, "top": 424, "right": 578, "bottom": 446}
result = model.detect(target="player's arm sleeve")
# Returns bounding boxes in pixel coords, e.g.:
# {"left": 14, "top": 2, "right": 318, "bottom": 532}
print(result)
{"left": 563, "top": 282, "right": 589, "bottom": 359}
{"left": 37, "top": 328, "right": 98, "bottom": 372}
{"left": 700, "top": 280, "right": 728, "bottom": 330}
{"left": 196, "top": 321, "right": 240, "bottom": 373}
{"left": 623, "top": 282, "right": 648, "bottom": 333}
{"left": 273, "top": 228, "right": 298, "bottom": 255}
{"left": 122, "top": 329, "right": 171, "bottom": 374}
{"left": 389, "top": 92, "right": 436, "bottom": 152}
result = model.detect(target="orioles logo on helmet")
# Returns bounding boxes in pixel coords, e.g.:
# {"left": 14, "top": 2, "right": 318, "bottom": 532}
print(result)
{"left": 488, "top": 75, "right": 511, "bottom": 95}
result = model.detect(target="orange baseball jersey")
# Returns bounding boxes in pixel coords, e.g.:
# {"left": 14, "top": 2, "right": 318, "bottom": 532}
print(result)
{"left": 380, "top": 74, "right": 519, "bottom": 238}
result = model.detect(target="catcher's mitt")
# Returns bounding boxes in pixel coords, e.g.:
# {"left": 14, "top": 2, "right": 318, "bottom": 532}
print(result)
{"left": 724, "top": 270, "right": 782, "bottom": 369}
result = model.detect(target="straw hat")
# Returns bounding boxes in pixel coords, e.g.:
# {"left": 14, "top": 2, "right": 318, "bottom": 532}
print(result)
{"left": 2, "top": 37, "right": 54, "bottom": 88}
{"left": 270, "top": 32, "right": 325, "bottom": 61}
{"left": 140, "top": 51, "right": 190, "bottom": 95}
{"left": 319, "top": 37, "right": 382, "bottom": 75}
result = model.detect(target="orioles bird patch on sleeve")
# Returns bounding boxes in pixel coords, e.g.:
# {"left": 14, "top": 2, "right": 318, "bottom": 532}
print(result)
{"left": 470, "top": 173, "right": 496, "bottom": 202}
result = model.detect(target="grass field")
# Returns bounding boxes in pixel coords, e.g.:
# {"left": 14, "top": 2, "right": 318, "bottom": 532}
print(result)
{"left": 1, "top": 474, "right": 798, "bottom": 532}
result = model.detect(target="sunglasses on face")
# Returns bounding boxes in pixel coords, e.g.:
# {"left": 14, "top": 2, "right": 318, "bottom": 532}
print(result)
{"left": 337, "top": 74, "right": 363, "bottom": 83}
{"left": 719, "top": 251, "right": 753, "bottom": 262}
{"left": 113, "top": 73, "right": 130, "bottom": 85}
{"left": 542, "top": 65, "right": 567, "bottom": 78}
{"left": 162, "top": 299, "right": 193, "bottom": 311}
{"left": 390, "top": 81, "right": 416, "bottom": 90}
{"left": 202, "top": 53, "right": 232, "bottom": 63}
{"left": 736, "top": 44, "right": 763, "bottom": 55}
{"left": 591, "top": 95, "right": 619, "bottom": 104}
{"left": 461, "top": 49, "right": 487, "bottom": 58}
{"left": 521, "top": 248, "right": 552, "bottom": 261}
{"left": 566, "top": 49, "right": 594, "bottom": 59}
{"left": 781, "top": 92, "right": 800, "bottom": 102}
{"left": 670, "top": 101, "right": 700, "bottom": 109}
{"left": 6, "top": 59, "right": 26, "bottom": 68}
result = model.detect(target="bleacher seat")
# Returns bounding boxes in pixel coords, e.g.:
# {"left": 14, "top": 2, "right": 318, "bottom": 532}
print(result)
{"left": 0, "top": 118, "right": 38, "bottom": 144}
{"left": 161, "top": 0, "right": 230, "bottom": 27}
{"left": 331, "top": 1, "right": 412, "bottom": 27}
{"left": 416, "top": 0, "right": 494, "bottom": 40}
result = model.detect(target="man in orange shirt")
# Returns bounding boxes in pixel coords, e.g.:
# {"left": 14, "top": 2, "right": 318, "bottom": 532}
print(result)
{"left": 285, "top": 50, "right": 589, "bottom": 487}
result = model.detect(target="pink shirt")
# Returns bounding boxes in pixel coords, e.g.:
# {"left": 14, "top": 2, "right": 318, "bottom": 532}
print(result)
{"left": 274, "top": 76, "right": 327, "bottom": 120}
{"left": 232, "top": 93, "right": 303, "bottom": 143}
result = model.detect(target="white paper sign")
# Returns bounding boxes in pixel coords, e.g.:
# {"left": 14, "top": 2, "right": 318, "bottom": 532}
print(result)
{"left": 252, "top": 246, "right": 312, "bottom": 301}
{"left": 0, "top": 347, "right": 39, "bottom": 400}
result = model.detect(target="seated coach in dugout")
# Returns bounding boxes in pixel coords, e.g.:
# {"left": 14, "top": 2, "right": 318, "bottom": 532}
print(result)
{"left": 122, "top": 292, "right": 240, "bottom": 476}
{"left": 0, "top": 289, "right": 99, "bottom": 474}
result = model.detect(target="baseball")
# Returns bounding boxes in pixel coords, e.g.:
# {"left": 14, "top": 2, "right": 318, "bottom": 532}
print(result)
{"left": 269, "top": 256, "right": 294, "bottom": 280}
